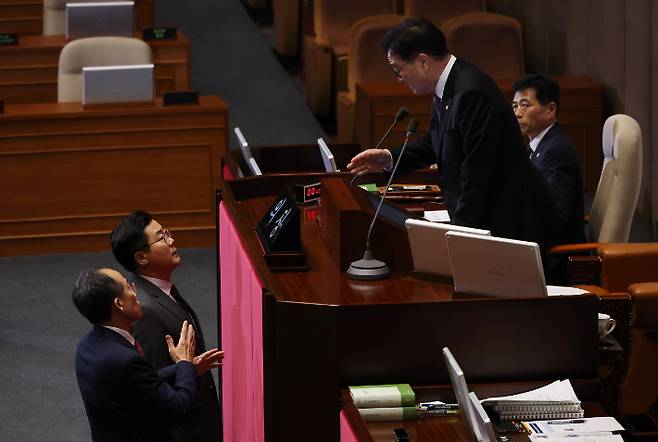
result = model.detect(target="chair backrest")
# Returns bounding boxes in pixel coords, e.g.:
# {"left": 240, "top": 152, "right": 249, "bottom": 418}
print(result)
{"left": 313, "top": 0, "right": 395, "bottom": 56}
{"left": 347, "top": 14, "right": 406, "bottom": 95}
{"left": 588, "top": 114, "right": 643, "bottom": 243}
{"left": 403, "top": 0, "right": 484, "bottom": 27}
{"left": 58, "top": 36, "right": 153, "bottom": 103}
{"left": 442, "top": 12, "right": 524, "bottom": 80}
{"left": 43, "top": 0, "right": 126, "bottom": 36}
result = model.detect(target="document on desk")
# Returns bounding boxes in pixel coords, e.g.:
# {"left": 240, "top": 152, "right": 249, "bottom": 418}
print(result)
{"left": 525, "top": 417, "right": 624, "bottom": 435}
{"left": 423, "top": 210, "right": 450, "bottom": 222}
{"left": 546, "top": 285, "right": 589, "bottom": 296}
{"left": 529, "top": 432, "right": 623, "bottom": 441}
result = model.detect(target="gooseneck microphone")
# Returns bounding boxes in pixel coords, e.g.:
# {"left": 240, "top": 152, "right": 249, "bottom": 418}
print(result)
{"left": 349, "top": 106, "right": 409, "bottom": 188}
{"left": 346, "top": 118, "right": 420, "bottom": 280}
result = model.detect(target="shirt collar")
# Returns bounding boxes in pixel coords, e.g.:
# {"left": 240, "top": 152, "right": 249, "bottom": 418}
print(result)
{"left": 141, "top": 275, "right": 173, "bottom": 297}
{"left": 435, "top": 54, "right": 457, "bottom": 100}
{"left": 102, "top": 325, "right": 135, "bottom": 346}
{"left": 529, "top": 123, "right": 555, "bottom": 152}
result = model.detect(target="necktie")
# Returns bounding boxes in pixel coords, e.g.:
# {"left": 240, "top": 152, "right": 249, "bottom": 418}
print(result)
{"left": 433, "top": 95, "right": 442, "bottom": 119}
{"left": 527, "top": 146, "right": 534, "bottom": 160}
{"left": 171, "top": 285, "right": 199, "bottom": 332}
{"left": 134, "top": 339, "right": 144, "bottom": 356}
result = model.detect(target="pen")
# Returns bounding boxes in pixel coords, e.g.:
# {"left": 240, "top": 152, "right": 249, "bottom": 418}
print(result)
{"left": 546, "top": 419, "right": 586, "bottom": 425}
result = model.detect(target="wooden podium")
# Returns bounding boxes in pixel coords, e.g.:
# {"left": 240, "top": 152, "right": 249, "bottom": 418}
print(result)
{"left": 218, "top": 174, "right": 600, "bottom": 442}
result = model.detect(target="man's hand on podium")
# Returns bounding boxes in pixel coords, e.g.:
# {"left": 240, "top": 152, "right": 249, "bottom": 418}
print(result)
{"left": 347, "top": 149, "right": 394, "bottom": 175}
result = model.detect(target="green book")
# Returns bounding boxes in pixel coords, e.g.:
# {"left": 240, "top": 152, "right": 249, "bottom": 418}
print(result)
{"left": 358, "top": 406, "right": 418, "bottom": 422}
{"left": 358, "top": 183, "right": 378, "bottom": 193}
{"left": 349, "top": 383, "right": 416, "bottom": 408}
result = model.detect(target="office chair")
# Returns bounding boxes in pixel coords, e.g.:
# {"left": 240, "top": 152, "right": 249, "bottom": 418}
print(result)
{"left": 402, "top": 0, "right": 484, "bottom": 27}
{"left": 336, "top": 14, "right": 406, "bottom": 142}
{"left": 58, "top": 36, "right": 153, "bottom": 103}
{"left": 442, "top": 12, "right": 524, "bottom": 80}
{"left": 303, "top": 0, "right": 396, "bottom": 116}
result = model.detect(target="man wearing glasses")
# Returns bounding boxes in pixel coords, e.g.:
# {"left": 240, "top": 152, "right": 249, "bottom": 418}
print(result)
{"left": 347, "top": 17, "right": 559, "bottom": 251}
{"left": 111, "top": 211, "right": 223, "bottom": 442}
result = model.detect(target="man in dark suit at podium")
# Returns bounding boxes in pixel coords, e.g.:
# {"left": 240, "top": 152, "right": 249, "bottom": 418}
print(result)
{"left": 348, "top": 17, "right": 559, "bottom": 250}
{"left": 73, "top": 267, "right": 198, "bottom": 442}
{"left": 512, "top": 74, "right": 586, "bottom": 245}
{"left": 111, "top": 211, "right": 223, "bottom": 442}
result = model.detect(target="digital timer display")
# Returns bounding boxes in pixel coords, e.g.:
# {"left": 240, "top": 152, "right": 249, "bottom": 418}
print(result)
{"left": 295, "top": 182, "right": 322, "bottom": 204}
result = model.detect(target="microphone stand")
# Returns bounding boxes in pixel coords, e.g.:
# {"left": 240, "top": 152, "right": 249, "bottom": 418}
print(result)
{"left": 346, "top": 118, "right": 418, "bottom": 280}
{"left": 348, "top": 107, "right": 408, "bottom": 189}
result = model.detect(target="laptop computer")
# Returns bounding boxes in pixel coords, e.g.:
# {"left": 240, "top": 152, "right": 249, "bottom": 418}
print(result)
{"left": 233, "top": 127, "right": 262, "bottom": 176}
{"left": 469, "top": 392, "right": 498, "bottom": 442}
{"left": 445, "top": 231, "right": 547, "bottom": 298}
{"left": 443, "top": 347, "right": 483, "bottom": 442}
{"left": 405, "top": 219, "right": 490, "bottom": 278}
{"left": 317, "top": 138, "right": 338, "bottom": 172}
{"left": 66, "top": 1, "right": 134, "bottom": 39}
{"left": 82, "top": 64, "right": 153, "bottom": 105}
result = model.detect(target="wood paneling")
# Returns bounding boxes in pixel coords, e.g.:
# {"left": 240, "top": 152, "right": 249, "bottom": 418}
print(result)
{"left": 0, "top": 31, "right": 190, "bottom": 104}
{"left": 0, "top": 96, "right": 228, "bottom": 255}
{"left": 0, "top": 0, "right": 153, "bottom": 35}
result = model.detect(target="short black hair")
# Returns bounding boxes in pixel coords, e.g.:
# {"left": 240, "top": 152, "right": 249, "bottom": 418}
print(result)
{"left": 513, "top": 74, "right": 560, "bottom": 111}
{"left": 382, "top": 17, "right": 448, "bottom": 62}
{"left": 111, "top": 210, "right": 152, "bottom": 272}
{"left": 72, "top": 269, "right": 123, "bottom": 324}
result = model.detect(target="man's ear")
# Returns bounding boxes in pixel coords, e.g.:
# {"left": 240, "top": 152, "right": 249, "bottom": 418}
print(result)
{"left": 547, "top": 101, "right": 558, "bottom": 117}
{"left": 113, "top": 296, "right": 124, "bottom": 312}
{"left": 417, "top": 52, "right": 430, "bottom": 69}
{"left": 134, "top": 250, "right": 148, "bottom": 267}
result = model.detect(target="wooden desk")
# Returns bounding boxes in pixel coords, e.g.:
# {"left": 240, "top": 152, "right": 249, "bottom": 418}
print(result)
{"left": 0, "top": 0, "right": 153, "bottom": 35}
{"left": 340, "top": 384, "right": 609, "bottom": 442}
{"left": 355, "top": 77, "right": 604, "bottom": 192}
{"left": 0, "top": 96, "right": 228, "bottom": 256}
{"left": 0, "top": 31, "right": 190, "bottom": 104}
{"left": 218, "top": 175, "right": 600, "bottom": 442}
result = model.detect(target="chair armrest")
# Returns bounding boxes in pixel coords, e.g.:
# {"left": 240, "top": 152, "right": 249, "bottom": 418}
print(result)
{"left": 628, "top": 283, "right": 658, "bottom": 328}
{"left": 599, "top": 243, "right": 658, "bottom": 293}
{"left": 548, "top": 242, "right": 601, "bottom": 255}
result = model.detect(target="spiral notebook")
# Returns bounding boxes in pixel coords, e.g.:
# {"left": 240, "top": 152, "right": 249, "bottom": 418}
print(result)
{"left": 482, "top": 380, "right": 584, "bottom": 421}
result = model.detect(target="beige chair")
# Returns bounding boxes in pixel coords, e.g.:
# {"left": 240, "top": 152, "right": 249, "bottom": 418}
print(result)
{"left": 588, "top": 114, "right": 643, "bottom": 243}
{"left": 549, "top": 115, "right": 643, "bottom": 286}
{"left": 273, "top": 0, "right": 301, "bottom": 57}
{"left": 442, "top": 12, "right": 524, "bottom": 80}
{"left": 403, "top": 0, "right": 484, "bottom": 27}
{"left": 43, "top": 0, "right": 127, "bottom": 36}
{"left": 58, "top": 36, "right": 153, "bottom": 103}
{"left": 303, "top": 0, "right": 396, "bottom": 116}
{"left": 336, "top": 14, "right": 406, "bottom": 142}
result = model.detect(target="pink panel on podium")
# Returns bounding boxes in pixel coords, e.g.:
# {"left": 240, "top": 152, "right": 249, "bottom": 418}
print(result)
{"left": 220, "top": 202, "right": 265, "bottom": 442}
{"left": 340, "top": 410, "right": 359, "bottom": 442}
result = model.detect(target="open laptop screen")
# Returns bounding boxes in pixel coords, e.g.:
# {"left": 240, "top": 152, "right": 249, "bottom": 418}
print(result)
{"left": 443, "top": 347, "right": 482, "bottom": 441}
{"left": 82, "top": 64, "right": 154, "bottom": 105}
{"left": 66, "top": 1, "right": 134, "bottom": 39}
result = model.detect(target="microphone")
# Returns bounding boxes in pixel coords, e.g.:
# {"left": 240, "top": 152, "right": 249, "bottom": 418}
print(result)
{"left": 346, "top": 118, "right": 419, "bottom": 280}
{"left": 348, "top": 106, "right": 409, "bottom": 188}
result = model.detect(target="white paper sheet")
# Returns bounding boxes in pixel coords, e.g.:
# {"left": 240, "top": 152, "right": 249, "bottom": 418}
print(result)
{"left": 423, "top": 210, "right": 450, "bottom": 222}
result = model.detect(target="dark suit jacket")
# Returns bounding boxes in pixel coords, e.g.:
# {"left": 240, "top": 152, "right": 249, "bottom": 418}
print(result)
{"left": 131, "top": 274, "right": 220, "bottom": 442}
{"left": 530, "top": 123, "right": 586, "bottom": 244}
{"left": 391, "top": 58, "right": 559, "bottom": 250}
{"left": 75, "top": 325, "right": 197, "bottom": 442}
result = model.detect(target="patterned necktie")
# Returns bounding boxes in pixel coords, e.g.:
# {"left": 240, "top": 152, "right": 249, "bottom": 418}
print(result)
{"left": 171, "top": 285, "right": 197, "bottom": 330}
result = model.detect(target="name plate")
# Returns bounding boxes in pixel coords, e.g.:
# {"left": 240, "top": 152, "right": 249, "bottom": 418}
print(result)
{"left": 142, "top": 26, "right": 177, "bottom": 41}
{"left": 0, "top": 33, "right": 18, "bottom": 46}
{"left": 163, "top": 90, "right": 199, "bottom": 106}
{"left": 257, "top": 189, "right": 301, "bottom": 253}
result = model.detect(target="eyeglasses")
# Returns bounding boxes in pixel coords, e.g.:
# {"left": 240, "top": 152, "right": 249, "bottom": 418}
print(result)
{"left": 147, "top": 228, "right": 173, "bottom": 246}
{"left": 127, "top": 281, "right": 137, "bottom": 293}
{"left": 390, "top": 54, "right": 418, "bottom": 79}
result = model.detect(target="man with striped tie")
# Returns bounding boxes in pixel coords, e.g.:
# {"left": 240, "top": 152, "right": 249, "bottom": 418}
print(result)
{"left": 111, "top": 211, "right": 223, "bottom": 442}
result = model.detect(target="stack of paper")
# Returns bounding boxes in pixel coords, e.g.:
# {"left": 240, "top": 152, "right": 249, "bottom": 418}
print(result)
{"left": 349, "top": 384, "right": 417, "bottom": 422}
{"left": 525, "top": 416, "right": 625, "bottom": 441}
{"left": 482, "top": 380, "right": 584, "bottom": 421}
